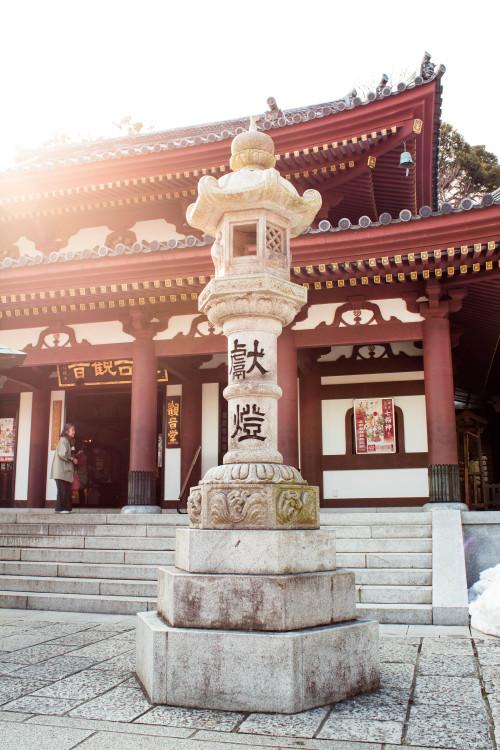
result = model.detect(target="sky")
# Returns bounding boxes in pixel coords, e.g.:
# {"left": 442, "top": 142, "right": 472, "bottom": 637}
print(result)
{"left": 2, "top": 0, "right": 500, "bottom": 170}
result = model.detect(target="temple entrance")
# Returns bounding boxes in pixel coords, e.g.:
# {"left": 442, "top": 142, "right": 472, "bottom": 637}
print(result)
{"left": 0, "top": 394, "right": 19, "bottom": 507}
{"left": 65, "top": 390, "right": 131, "bottom": 508}
{"left": 65, "top": 388, "right": 164, "bottom": 508}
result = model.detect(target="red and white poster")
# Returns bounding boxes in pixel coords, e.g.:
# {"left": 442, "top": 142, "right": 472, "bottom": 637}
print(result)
{"left": 0, "top": 418, "right": 15, "bottom": 461}
{"left": 354, "top": 398, "right": 395, "bottom": 454}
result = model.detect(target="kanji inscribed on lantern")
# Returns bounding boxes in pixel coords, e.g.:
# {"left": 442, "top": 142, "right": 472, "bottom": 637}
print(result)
{"left": 354, "top": 398, "right": 395, "bottom": 454}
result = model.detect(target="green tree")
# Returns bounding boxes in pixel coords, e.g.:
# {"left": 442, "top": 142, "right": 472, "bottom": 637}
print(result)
{"left": 439, "top": 122, "right": 500, "bottom": 206}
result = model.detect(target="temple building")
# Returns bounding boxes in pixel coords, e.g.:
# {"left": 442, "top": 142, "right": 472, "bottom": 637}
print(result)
{"left": 0, "top": 53, "right": 499, "bottom": 512}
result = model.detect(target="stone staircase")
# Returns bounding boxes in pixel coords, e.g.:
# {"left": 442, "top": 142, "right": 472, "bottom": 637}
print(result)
{"left": 321, "top": 511, "right": 432, "bottom": 624}
{"left": 0, "top": 510, "right": 432, "bottom": 623}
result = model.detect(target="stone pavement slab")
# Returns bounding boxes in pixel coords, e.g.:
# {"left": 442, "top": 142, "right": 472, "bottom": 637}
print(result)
{"left": 417, "top": 653, "right": 478, "bottom": 677}
{"left": 24, "top": 714, "right": 194, "bottom": 737}
{"left": 0, "top": 710, "right": 34, "bottom": 721}
{"left": 379, "top": 642, "right": 419, "bottom": 662}
{"left": 413, "top": 675, "right": 484, "bottom": 706}
{"left": 379, "top": 662, "right": 415, "bottom": 689}
{"left": 67, "top": 637, "right": 134, "bottom": 660}
{"left": 136, "top": 705, "right": 245, "bottom": 731}
{"left": 192, "top": 732, "right": 382, "bottom": 749}
{"left": 32, "top": 668, "right": 129, "bottom": 700}
{"left": 0, "top": 676, "right": 53, "bottom": 703}
{"left": 405, "top": 722, "right": 492, "bottom": 750}
{"left": 2, "top": 695, "right": 83, "bottom": 714}
{"left": 0, "top": 643, "right": 79, "bottom": 664}
{"left": 47, "top": 630, "right": 119, "bottom": 646}
{"left": 0, "top": 662, "right": 25, "bottom": 675}
{"left": 317, "top": 715, "right": 404, "bottom": 743}
{"left": 69, "top": 686, "right": 152, "bottom": 721}
{"left": 420, "top": 636, "right": 474, "bottom": 653}
{"left": 89, "top": 650, "right": 136, "bottom": 675}
{"left": 237, "top": 706, "right": 328, "bottom": 737}
{"left": 7, "top": 654, "right": 98, "bottom": 680}
{"left": 0, "top": 721, "right": 94, "bottom": 749}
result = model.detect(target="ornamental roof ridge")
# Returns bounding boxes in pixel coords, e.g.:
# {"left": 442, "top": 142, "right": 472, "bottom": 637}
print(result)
{"left": 1, "top": 193, "right": 498, "bottom": 273}
{"left": 5, "top": 60, "right": 443, "bottom": 176}
{"left": 0, "top": 234, "right": 213, "bottom": 271}
{"left": 301, "top": 193, "right": 500, "bottom": 235}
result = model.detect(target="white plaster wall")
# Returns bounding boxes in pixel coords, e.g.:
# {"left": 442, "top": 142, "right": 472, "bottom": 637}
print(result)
{"left": 373, "top": 298, "right": 423, "bottom": 322}
{"left": 322, "top": 398, "right": 352, "bottom": 455}
{"left": 164, "top": 385, "right": 181, "bottom": 501}
{"left": 155, "top": 315, "right": 200, "bottom": 340}
{"left": 0, "top": 327, "right": 46, "bottom": 351}
{"left": 199, "top": 353, "right": 227, "bottom": 369}
{"left": 318, "top": 345, "right": 354, "bottom": 362}
{"left": 202, "top": 383, "right": 219, "bottom": 476}
{"left": 71, "top": 321, "right": 134, "bottom": 345}
{"left": 13, "top": 237, "right": 38, "bottom": 257}
{"left": 14, "top": 392, "right": 32, "bottom": 502}
{"left": 393, "top": 395, "right": 428, "bottom": 452}
{"left": 45, "top": 391, "right": 66, "bottom": 501}
{"left": 292, "top": 303, "right": 343, "bottom": 330}
{"left": 392, "top": 341, "right": 423, "bottom": 356}
{"left": 323, "top": 468, "right": 429, "bottom": 499}
{"left": 321, "top": 371, "right": 424, "bottom": 385}
{"left": 130, "top": 219, "right": 185, "bottom": 242}
{"left": 319, "top": 340, "right": 423, "bottom": 362}
{"left": 292, "top": 298, "right": 422, "bottom": 333}
{"left": 60, "top": 226, "right": 111, "bottom": 253}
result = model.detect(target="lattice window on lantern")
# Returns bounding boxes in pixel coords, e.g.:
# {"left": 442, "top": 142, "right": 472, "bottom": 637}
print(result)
{"left": 266, "top": 224, "right": 283, "bottom": 255}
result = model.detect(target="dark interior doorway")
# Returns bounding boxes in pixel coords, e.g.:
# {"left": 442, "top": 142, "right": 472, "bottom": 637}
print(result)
{"left": 0, "top": 394, "right": 19, "bottom": 507}
{"left": 66, "top": 390, "right": 131, "bottom": 508}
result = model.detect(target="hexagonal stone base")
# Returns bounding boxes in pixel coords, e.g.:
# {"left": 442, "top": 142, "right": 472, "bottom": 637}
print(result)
{"left": 175, "top": 528, "right": 336, "bottom": 574}
{"left": 157, "top": 567, "right": 355, "bottom": 631}
{"left": 136, "top": 611, "right": 379, "bottom": 713}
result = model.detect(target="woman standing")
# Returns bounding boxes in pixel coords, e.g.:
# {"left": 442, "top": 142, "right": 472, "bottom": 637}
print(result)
{"left": 51, "top": 423, "right": 78, "bottom": 513}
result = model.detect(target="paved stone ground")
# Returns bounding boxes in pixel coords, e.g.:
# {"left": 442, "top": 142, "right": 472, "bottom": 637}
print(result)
{"left": 0, "top": 609, "right": 498, "bottom": 750}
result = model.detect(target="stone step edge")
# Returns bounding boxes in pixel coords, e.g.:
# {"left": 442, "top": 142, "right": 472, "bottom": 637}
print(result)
{"left": 355, "top": 584, "right": 432, "bottom": 590}
{"left": 0, "top": 568, "right": 159, "bottom": 581}
{"left": 0, "top": 590, "right": 156, "bottom": 602}
{"left": 357, "top": 602, "right": 433, "bottom": 610}
{"left": 0, "top": 536, "right": 432, "bottom": 544}
{"left": 0, "top": 560, "right": 432, "bottom": 588}
{"left": 0, "top": 589, "right": 432, "bottom": 610}
{"left": 0, "top": 575, "right": 156, "bottom": 585}
{"left": 3, "top": 513, "right": 431, "bottom": 523}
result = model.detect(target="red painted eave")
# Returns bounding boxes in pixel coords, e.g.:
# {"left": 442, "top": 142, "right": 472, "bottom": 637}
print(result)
{"left": 291, "top": 206, "right": 500, "bottom": 264}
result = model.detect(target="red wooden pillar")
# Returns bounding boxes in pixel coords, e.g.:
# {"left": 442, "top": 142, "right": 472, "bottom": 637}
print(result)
{"left": 298, "top": 367, "right": 323, "bottom": 499}
{"left": 180, "top": 377, "right": 202, "bottom": 508}
{"left": 27, "top": 388, "right": 50, "bottom": 507}
{"left": 123, "top": 311, "right": 161, "bottom": 514}
{"left": 422, "top": 315, "right": 460, "bottom": 502}
{"left": 277, "top": 327, "right": 299, "bottom": 467}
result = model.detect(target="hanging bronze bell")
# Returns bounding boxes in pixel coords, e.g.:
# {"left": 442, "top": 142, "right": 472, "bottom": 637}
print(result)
{"left": 399, "top": 150, "right": 415, "bottom": 177}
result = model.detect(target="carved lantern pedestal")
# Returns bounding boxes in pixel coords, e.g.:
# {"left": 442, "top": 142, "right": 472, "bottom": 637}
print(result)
{"left": 136, "top": 124, "right": 379, "bottom": 713}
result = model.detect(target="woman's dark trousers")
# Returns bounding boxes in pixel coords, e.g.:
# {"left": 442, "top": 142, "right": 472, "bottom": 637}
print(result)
{"left": 55, "top": 479, "right": 72, "bottom": 511}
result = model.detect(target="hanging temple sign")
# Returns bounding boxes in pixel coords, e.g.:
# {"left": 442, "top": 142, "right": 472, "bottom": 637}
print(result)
{"left": 185, "top": 121, "right": 322, "bottom": 530}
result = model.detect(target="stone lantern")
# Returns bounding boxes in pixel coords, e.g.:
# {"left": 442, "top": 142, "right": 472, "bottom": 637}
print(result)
{"left": 136, "top": 120, "right": 379, "bottom": 714}
{"left": 185, "top": 119, "right": 322, "bottom": 528}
